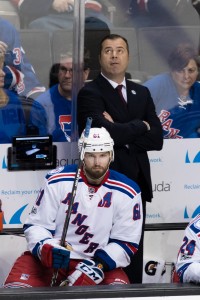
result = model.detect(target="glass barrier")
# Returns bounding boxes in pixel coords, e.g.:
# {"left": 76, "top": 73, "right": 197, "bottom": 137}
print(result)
{"left": 0, "top": 0, "right": 200, "bottom": 142}
{"left": 0, "top": 0, "right": 200, "bottom": 219}
{"left": 0, "top": 0, "right": 199, "bottom": 208}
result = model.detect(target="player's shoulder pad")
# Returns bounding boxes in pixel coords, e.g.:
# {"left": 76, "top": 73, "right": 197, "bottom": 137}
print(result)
{"left": 107, "top": 169, "right": 141, "bottom": 198}
{"left": 46, "top": 164, "right": 77, "bottom": 180}
{"left": 189, "top": 214, "right": 200, "bottom": 235}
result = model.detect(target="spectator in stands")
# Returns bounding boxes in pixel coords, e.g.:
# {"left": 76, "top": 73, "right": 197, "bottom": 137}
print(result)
{"left": 11, "top": 0, "right": 112, "bottom": 31}
{"left": 143, "top": 43, "right": 200, "bottom": 139}
{"left": 124, "top": 0, "right": 200, "bottom": 28}
{"left": 30, "top": 52, "right": 90, "bottom": 142}
{"left": 0, "top": 50, "right": 26, "bottom": 143}
{"left": 174, "top": 213, "right": 200, "bottom": 283}
{"left": 0, "top": 17, "right": 45, "bottom": 99}
{"left": 11, "top": 0, "right": 111, "bottom": 80}
{"left": 0, "top": 51, "right": 46, "bottom": 143}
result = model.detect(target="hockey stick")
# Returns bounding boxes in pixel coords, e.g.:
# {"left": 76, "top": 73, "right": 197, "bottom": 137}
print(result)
{"left": 50, "top": 117, "right": 92, "bottom": 287}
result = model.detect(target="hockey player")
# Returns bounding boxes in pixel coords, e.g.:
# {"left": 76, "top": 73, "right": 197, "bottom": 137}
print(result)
{"left": 174, "top": 214, "right": 200, "bottom": 283}
{"left": 4, "top": 127, "right": 143, "bottom": 287}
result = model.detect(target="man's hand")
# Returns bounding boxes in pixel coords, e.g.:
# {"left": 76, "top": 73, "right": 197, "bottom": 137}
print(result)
{"left": 103, "top": 111, "right": 150, "bottom": 131}
{"left": 39, "top": 238, "right": 71, "bottom": 269}
{"left": 67, "top": 259, "right": 104, "bottom": 286}
{"left": 103, "top": 111, "right": 114, "bottom": 123}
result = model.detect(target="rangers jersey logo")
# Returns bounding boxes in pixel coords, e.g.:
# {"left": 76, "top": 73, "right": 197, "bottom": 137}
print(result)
{"left": 88, "top": 187, "right": 96, "bottom": 200}
{"left": 159, "top": 110, "right": 182, "bottom": 139}
{"left": 88, "top": 187, "right": 96, "bottom": 194}
{"left": 59, "top": 115, "right": 71, "bottom": 142}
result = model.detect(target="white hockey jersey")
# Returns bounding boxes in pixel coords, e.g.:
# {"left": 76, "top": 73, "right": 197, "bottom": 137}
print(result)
{"left": 24, "top": 164, "right": 143, "bottom": 270}
{"left": 175, "top": 214, "right": 200, "bottom": 283}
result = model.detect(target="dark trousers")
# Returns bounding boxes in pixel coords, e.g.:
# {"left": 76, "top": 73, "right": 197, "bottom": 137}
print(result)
{"left": 111, "top": 148, "right": 150, "bottom": 284}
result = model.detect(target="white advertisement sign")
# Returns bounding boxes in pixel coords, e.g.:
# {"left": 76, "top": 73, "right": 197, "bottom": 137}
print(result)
{"left": 0, "top": 142, "right": 78, "bottom": 229}
{"left": 147, "top": 139, "right": 200, "bottom": 224}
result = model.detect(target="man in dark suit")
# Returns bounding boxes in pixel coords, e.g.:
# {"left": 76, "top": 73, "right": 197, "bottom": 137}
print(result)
{"left": 77, "top": 34, "right": 163, "bottom": 284}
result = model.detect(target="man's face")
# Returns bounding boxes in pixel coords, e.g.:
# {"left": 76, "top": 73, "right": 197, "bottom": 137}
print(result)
{"left": 84, "top": 152, "right": 111, "bottom": 180}
{"left": 58, "top": 57, "right": 90, "bottom": 98}
{"left": 171, "top": 59, "right": 198, "bottom": 93}
{"left": 99, "top": 38, "right": 129, "bottom": 80}
{"left": 58, "top": 57, "right": 73, "bottom": 96}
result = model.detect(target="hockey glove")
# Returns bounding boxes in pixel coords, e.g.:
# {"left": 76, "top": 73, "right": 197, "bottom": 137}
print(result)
{"left": 39, "top": 238, "right": 70, "bottom": 269}
{"left": 67, "top": 259, "right": 104, "bottom": 286}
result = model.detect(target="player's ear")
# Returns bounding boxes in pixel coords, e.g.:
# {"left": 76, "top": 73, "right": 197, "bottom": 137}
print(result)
{"left": 109, "top": 151, "right": 114, "bottom": 162}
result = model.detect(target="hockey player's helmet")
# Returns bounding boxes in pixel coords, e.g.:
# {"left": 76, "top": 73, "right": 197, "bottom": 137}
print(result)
{"left": 78, "top": 127, "right": 114, "bottom": 160}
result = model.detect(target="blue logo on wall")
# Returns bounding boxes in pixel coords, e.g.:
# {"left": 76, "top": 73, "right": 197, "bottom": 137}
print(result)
{"left": 184, "top": 206, "right": 200, "bottom": 219}
{"left": 2, "top": 156, "right": 7, "bottom": 169}
{"left": 3, "top": 204, "right": 28, "bottom": 225}
{"left": 185, "top": 150, "right": 200, "bottom": 163}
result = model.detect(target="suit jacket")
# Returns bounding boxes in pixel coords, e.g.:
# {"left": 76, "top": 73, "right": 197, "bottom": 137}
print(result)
{"left": 77, "top": 74, "right": 163, "bottom": 202}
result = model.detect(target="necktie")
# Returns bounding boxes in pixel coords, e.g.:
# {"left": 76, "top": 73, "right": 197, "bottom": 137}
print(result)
{"left": 116, "top": 85, "right": 127, "bottom": 106}
{"left": 138, "top": 0, "right": 146, "bottom": 11}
